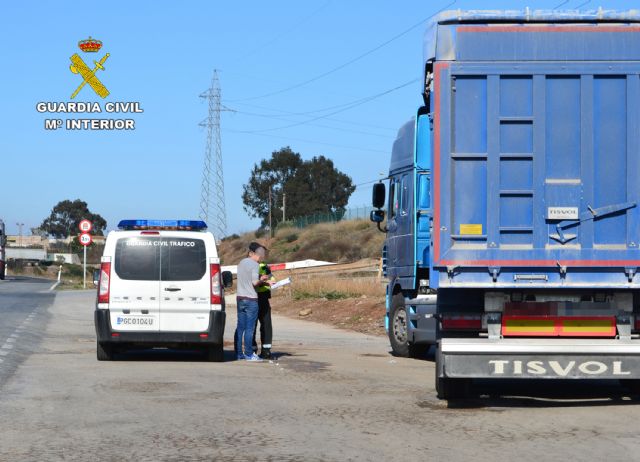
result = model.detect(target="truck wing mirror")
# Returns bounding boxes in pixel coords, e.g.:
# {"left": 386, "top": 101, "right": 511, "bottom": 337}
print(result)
{"left": 372, "top": 182, "right": 386, "bottom": 209}
{"left": 222, "top": 271, "right": 233, "bottom": 288}
{"left": 370, "top": 210, "right": 385, "bottom": 223}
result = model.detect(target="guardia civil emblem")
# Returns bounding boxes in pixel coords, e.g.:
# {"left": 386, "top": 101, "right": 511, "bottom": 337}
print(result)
{"left": 69, "top": 37, "right": 110, "bottom": 99}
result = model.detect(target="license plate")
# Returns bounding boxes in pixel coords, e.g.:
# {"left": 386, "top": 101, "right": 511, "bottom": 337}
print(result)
{"left": 115, "top": 315, "right": 155, "bottom": 327}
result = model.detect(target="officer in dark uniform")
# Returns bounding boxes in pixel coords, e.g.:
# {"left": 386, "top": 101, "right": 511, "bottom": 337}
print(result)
{"left": 252, "top": 261, "right": 275, "bottom": 359}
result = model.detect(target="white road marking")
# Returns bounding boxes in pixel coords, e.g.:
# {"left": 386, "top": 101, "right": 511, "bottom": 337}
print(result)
{"left": 0, "top": 351, "right": 8, "bottom": 356}
{"left": 1, "top": 344, "right": 14, "bottom": 350}
{"left": 49, "top": 281, "right": 60, "bottom": 291}
{"left": 6, "top": 338, "right": 16, "bottom": 343}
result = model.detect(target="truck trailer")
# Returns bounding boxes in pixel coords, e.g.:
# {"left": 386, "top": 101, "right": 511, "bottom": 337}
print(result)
{"left": 371, "top": 9, "right": 640, "bottom": 399}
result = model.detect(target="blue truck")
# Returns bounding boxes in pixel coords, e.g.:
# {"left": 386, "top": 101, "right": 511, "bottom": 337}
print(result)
{"left": 371, "top": 10, "right": 640, "bottom": 399}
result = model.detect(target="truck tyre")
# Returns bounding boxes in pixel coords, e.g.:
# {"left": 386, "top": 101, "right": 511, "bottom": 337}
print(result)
{"left": 97, "top": 341, "right": 113, "bottom": 361}
{"left": 389, "top": 293, "right": 410, "bottom": 357}
{"left": 205, "top": 344, "right": 224, "bottom": 362}
{"left": 0, "top": 262, "right": 5, "bottom": 280}
{"left": 389, "top": 293, "right": 428, "bottom": 358}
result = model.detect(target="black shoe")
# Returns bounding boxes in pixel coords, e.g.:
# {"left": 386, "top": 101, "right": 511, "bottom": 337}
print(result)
{"left": 259, "top": 349, "right": 272, "bottom": 360}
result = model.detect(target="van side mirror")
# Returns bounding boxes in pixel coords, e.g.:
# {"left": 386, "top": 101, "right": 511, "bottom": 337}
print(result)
{"left": 370, "top": 210, "right": 385, "bottom": 223}
{"left": 372, "top": 182, "right": 386, "bottom": 209}
{"left": 222, "top": 271, "right": 233, "bottom": 288}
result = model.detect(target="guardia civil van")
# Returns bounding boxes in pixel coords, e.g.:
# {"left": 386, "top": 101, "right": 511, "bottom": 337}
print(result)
{"left": 94, "top": 220, "right": 232, "bottom": 361}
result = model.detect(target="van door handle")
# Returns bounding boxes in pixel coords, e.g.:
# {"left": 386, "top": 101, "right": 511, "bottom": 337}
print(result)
{"left": 164, "top": 287, "right": 181, "bottom": 292}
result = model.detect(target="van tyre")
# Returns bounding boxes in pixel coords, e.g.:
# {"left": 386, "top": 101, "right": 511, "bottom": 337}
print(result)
{"left": 389, "top": 293, "right": 428, "bottom": 358}
{"left": 205, "top": 344, "right": 224, "bottom": 362}
{"left": 97, "top": 341, "right": 113, "bottom": 361}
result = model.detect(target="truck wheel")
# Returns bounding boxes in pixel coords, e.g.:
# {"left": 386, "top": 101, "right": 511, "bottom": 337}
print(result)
{"left": 389, "top": 293, "right": 428, "bottom": 358}
{"left": 389, "top": 293, "right": 410, "bottom": 357}
{"left": 0, "top": 263, "right": 5, "bottom": 280}
{"left": 205, "top": 344, "right": 224, "bottom": 362}
{"left": 97, "top": 341, "right": 113, "bottom": 361}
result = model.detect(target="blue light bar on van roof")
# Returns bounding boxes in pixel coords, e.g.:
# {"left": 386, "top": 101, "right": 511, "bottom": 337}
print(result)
{"left": 117, "top": 220, "right": 208, "bottom": 231}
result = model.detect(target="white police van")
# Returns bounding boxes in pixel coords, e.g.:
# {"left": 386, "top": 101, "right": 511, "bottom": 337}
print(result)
{"left": 94, "top": 219, "right": 232, "bottom": 361}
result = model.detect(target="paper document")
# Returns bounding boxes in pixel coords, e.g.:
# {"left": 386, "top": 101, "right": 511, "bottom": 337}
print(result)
{"left": 270, "top": 277, "right": 291, "bottom": 290}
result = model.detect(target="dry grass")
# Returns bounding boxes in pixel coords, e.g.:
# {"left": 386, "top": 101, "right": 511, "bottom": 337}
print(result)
{"left": 273, "top": 274, "right": 385, "bottom": 300}
{"left": 218, "top": 219, "right": 385, "bottom": 265}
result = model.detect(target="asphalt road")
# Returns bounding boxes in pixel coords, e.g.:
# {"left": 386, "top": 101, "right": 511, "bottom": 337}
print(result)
{"left": 0, "top": 276, "right": 54, "bottom": 389}
{"left": 1, "top": 289, "right": 640, "bottom": 461}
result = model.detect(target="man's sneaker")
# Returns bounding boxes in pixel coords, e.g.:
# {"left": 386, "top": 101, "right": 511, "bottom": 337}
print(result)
{"left": 245, "top": 353, "right": 263, "bottom": 362}
{"left": 236, "top": 354, "right": 246, "bottom": 361}
{"left": 259, "top": 349, "right": 272, "bottom": 360}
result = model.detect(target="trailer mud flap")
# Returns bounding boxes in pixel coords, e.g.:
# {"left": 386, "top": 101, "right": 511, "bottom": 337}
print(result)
{"left": 438, "top": 338, "right": 640, "bottom": 379}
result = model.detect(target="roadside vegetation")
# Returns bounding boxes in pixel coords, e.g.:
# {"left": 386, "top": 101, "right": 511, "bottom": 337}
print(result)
{"left": 218, "top": 219, "right": 385, "bottom": 265}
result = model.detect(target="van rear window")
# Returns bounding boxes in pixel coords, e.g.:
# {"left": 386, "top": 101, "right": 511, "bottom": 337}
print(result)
{"left": 114, "top": 237, "right": 206, "bottom": 281}
{"left": 161, "top": 238, "right": 207, "bottom": 281}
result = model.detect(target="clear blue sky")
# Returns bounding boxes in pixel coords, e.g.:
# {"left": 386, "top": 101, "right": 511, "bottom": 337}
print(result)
{"left": 0, "top": 0, "right": 635, "bottom": 236}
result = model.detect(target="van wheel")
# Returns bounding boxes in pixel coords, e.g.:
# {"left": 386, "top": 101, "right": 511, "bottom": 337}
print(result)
{"left": 97, "top": 341, "right": 113, "bottom": 361}
{"left": 205, "top": 345, "right": 224, "bottom": 362}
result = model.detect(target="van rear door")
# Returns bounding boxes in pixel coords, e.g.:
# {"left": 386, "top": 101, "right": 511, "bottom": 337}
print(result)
{"left": 158, "top": 235, "right": 209, "bottom": 332}
{"left": 110, "top": 236, "right": 161, "bottom": 332}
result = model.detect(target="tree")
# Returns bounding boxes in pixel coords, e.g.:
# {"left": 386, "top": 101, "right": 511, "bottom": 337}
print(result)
{"left": 242, "top": 147, "right": 355, "bottom": 227}
{"left": 40, "top": 199, "right": 107, "bottom": 238}
{"left": 242, "top": 147, "right": 303, "bottom": 227}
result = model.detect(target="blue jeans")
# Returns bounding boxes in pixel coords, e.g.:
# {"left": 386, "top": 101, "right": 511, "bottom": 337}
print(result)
{"left": 235, "top": 298, "right": 259, "bottom": 357}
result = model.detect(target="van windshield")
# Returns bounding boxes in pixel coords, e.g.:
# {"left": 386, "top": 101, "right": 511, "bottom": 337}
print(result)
{"left": 114, "top": 237, "right": 206, "bottom": 281}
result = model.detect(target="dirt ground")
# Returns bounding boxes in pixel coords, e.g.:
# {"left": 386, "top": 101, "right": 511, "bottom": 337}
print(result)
{"left": 270, "top": 295, "right": 386, "bottom": 337}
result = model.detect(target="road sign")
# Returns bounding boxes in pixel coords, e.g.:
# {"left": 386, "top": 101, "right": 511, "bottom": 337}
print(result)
{"left": 79, "top": 233, "right": 92, "bottom": 246}
{"left": 79, "top": 220, "right": 93, "bottom": 233}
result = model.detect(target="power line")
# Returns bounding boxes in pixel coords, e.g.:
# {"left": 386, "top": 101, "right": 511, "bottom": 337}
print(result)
{"left": 233, "top": 77, "right": 419, "bottom": 134}
{"left": 229, "top": 101, "right": 397, "bottom": 131}
{"left": 226, "top": 129, "right": 388, "bottom": 154}
{"left": 233, "top": 1, "right": 332, "bottom": 63}
{"left": 229, "top": 109, "right": 392, "bottom": 138}
{"left": 227, "top": 0, "right": 456, "bottom": 102}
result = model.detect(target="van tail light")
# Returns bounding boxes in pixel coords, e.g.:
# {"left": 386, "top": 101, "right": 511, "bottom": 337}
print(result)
{"left": 98, "top": 262, "right": 111, "bottom": 304}
{"left": 210, "top": 263, "right": 222, "bottom": 305}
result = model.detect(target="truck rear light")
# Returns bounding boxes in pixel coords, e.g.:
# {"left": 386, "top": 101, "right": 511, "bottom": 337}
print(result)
{"left": 98, "top": 262, "right": 111, "bottom": 304}
{"left": 635, "top": 316, "right": 640, "bottom": 331}
{"left": 210, "top": 263, "right": 222, "bottom": 305}
{"left": 441, "top": 315, "right": 482, "bottom": 330}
